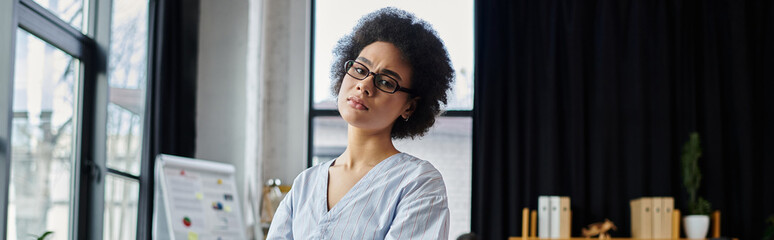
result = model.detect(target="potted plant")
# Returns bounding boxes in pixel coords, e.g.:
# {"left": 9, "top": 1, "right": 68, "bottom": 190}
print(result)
{"left": 681, "top": 132, "right": 712, "bottom": 239}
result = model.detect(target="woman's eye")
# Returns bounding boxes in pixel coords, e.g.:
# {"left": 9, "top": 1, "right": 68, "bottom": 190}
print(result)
{"left": 378, "top": 79, "right": 396, "bottom": 88}
{"left": 355, "top": 67, "right": 366, "bottom": 75}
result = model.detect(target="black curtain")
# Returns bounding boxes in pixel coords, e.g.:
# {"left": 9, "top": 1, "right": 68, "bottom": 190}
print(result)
{"left": 138, "top": 0, "right": 199, "bottom": 239}
{"left": 472, "top": 1, "right": 773, "bottom": 240}
{"left": 149, "top": 0, "right": 199, "bottom": 158}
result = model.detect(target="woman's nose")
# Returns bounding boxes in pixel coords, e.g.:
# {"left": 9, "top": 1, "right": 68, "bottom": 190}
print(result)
{"left": 357, "top": 76, "right": 373, "bottom": 96}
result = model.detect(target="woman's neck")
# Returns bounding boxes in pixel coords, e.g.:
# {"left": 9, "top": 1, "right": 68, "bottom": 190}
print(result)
{"left": 337, "top": 125, "right": 400, "bottom": 170}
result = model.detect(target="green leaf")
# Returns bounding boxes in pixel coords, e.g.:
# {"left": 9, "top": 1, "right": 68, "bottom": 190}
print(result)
{"left": 37, "top": 231, "right": 53, "bottom": 240}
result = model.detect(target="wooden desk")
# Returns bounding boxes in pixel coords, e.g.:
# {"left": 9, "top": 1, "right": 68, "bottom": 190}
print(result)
{"left": 508, "top": 238, "right": 737, "bottom": 240}
{"left": 509, "top": 238, "right": 680, "bottom": 240}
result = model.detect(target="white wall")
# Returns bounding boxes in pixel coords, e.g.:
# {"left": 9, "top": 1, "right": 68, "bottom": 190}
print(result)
{"left": 258, "top": 0, "right": 309, "bottom": 186}
{"left": 196, "top": 0, "right": 250, "bottom": 188}
{"left": 196, "top": 0, "right": 310, "bottom": 218}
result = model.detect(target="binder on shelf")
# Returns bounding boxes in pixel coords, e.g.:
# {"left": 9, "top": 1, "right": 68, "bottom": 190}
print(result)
{"left": 662, "top": 197, "right": 675, "bottom": 239}
{"left": 630, "top": 197, "right": 653, "bottom": 238}
{"left": 640, "top": 197, "right": 653, "bottom": 239}
{"left": 538, "top": 195, "right": 572, "bottom": 238}
{"left": 549, "top": 196, "right": 561, "bottom": 238}
{"left": 631, "top": 197, "right": 675, "bottom": 239}
{"left": 630, "top": 199, "right": 641, "bottom": 238}
{"left": 559, "top": 197, "right": 571, "bottom": 238}
{"left": 653, "top": 197, "right": 663, "bottom": 238}
{"left": 538, "top": 196, "right": 551, "bottom": 238}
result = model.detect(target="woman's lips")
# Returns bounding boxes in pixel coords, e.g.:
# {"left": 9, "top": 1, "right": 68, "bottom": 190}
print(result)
{"left": 346, "top": 96, "right": 369, "bottom": 110}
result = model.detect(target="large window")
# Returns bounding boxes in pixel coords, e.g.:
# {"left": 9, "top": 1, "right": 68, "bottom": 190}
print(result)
{"left": 311, "top": 1, "right": 474, "bottom": 238}
{"left": 2, "top": 0, "right": 152, "bottom": 239}
{"left": 102, "top": 0, "right": 149, "bottom": 239}
{"left": 9, "top": 29, "right": 80, "bottom": 240}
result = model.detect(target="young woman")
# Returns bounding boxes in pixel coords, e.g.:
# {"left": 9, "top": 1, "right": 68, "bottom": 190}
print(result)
{"left": 267, "top": 7, "right": 455, "bottom": 239}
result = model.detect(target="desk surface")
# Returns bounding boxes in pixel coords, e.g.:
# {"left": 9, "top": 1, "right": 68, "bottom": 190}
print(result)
{"left": 508, "top": 238, "right": 735, "bottom": 240}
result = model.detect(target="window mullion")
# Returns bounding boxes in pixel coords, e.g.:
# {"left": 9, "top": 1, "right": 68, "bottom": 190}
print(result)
{"left": 0, "top": 0, "right": 18, "bottom": 238}
{"left": 136, "top": 0, "right": 160, "bottom": 238}
{"left": 107, "top": 169, "right": 140, "bottom": 181}
{"left": 74, "top": 0, "right": 112, "bottom": 239}
{"left": 17, "top": 0, "right": 85, "bottom": 58}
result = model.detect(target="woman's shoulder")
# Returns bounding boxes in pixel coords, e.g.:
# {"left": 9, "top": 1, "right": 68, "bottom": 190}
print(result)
{"left": 396, "top": 153, "right": 442, "bottom": 176}
{"left": 394, "top": 153, "right": 447, "bottom": 194}
{"left": 287, "top": 159, "right": 334, "bottom": 189}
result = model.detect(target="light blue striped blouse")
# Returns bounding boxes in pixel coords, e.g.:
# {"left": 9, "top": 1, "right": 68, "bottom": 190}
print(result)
{"left": 266, "top": 152, "right": 450, "bottom": 240}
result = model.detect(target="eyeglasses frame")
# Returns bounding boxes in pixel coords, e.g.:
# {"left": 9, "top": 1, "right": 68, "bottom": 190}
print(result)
{"left": 344, "top": 60, "right": 415, "bottom": 95}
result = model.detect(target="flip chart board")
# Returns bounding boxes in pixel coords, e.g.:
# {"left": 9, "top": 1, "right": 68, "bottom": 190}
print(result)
{"left": 153, "top": 154, "right": 246, "bottom": 240}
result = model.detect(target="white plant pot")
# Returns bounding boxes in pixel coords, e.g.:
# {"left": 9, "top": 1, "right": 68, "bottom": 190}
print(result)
{"left": 683, "top": 215, "right": 710, "bottom": 239}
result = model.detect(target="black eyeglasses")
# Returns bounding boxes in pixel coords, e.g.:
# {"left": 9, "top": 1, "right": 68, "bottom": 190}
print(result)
{"left": 344, "top": 60, "right": 414, "bottom": 94}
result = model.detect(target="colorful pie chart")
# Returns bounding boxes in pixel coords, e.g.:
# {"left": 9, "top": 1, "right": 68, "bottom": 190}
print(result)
{"left": 212, "top": 201, "right": 223, "bottom": 210}
{"left": 183, "top": 217, "right": 191, "bottom": 227}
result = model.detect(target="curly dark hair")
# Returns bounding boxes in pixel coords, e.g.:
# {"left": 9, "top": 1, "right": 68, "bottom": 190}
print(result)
{"left": 331, "top": 7, "right": 454, "bottom": 139}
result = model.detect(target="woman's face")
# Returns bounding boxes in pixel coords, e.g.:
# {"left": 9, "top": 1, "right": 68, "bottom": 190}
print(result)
{"left": 338, "top": 41, "right": 416, "bottom": 134}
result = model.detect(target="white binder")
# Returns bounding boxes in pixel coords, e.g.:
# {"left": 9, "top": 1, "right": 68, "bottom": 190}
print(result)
{"left": 538, "top": 196, "right": 551, "bottom": 238}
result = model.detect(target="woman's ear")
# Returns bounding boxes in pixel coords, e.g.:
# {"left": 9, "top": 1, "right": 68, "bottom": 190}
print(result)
{"left": 402, "top": 97, "right": 420, "bottom": 119}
